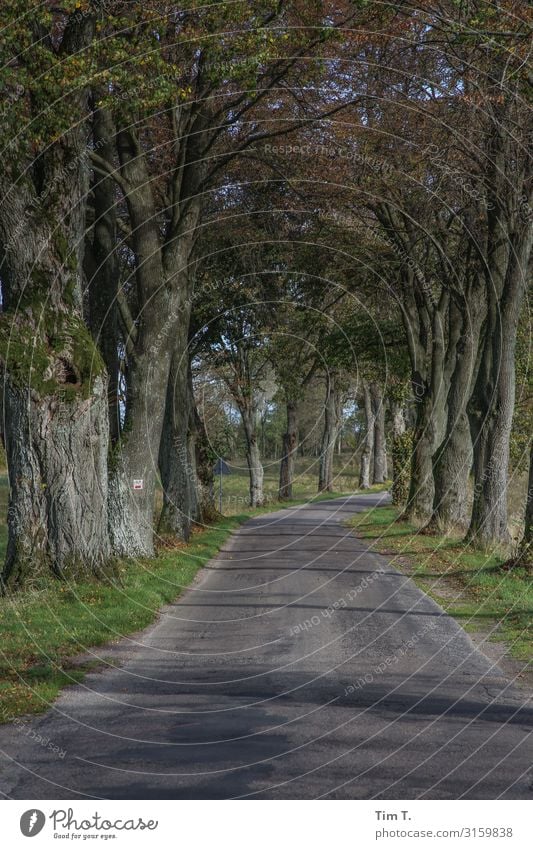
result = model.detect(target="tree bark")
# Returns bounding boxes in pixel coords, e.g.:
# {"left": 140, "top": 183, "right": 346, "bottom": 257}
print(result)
{"left": 190, "top": 365, "right": 217, "bottom": 521}
{"left": 88, "top": 95, "right": 206, "bottom": 555}
{"left": 158, "top": 311, "right": 199, "bottom": 541}
{"left": 106, "top": 129, "right": 177, "bottom": 557}
{"left": 430, "top": 293, "right": 485, "bottom": 531}
{"left": 467, "top": 292, "right": 524, "bottom": 547}
{"left": 0, "top": 13, "right": 112, "bottom": 589}
{"left": 390, "top": 396, "right": 411, "bottom": 505}
{"left": 2, "top": 369, "right": 110, "bottom": 590}
{"left": 318, "top": 373, "right": 341, "bottom": 492}
{"left": 404, "top": 291, "right": 449, "bottom": 523}
{"left": 358, "top": 382, "right": 375, "bottom": 489}
{"left": 510, "top": 440, "right": 533, "bottom": 572}
{"left": 239, "top": 404, "right": 264, "bottom": 507}
{"left": 467, "top": 199, "right": 532, "bottom": 547}
{"left": 246, "top": 437, "right": 264, "bottom": 507}
{"left": 390, "top": 398, "right": 406, "bottom": 440}
{"left": 521, "top": 441, "right": 533, "bottom": 553}
{"left": 84, "top": 107, "right": 120, "bottom": 444}
{"left": 0, "top": 229, "right": 111, "bottom": 590}
{"left": 279, "top": 400, "right": 298, "bottom": 500}
{"left": 107, "top": 335, "right": 172, "bottom": 556}
{"left": 371, "top": 382, "right": 387, "bottom": 483}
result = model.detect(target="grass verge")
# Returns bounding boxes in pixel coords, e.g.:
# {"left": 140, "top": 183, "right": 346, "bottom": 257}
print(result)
{"left": 0, "top": 490, "right": 352, "bottom": 724}
{"left": 348, "top": 505, "right": 533, "bottom": 665}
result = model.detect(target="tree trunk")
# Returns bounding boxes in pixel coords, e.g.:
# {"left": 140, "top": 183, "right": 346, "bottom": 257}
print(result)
{"left": 371, "top": 382, "right": 387, "bottom": 483}
{"left": 467, "top": 297, "right": 518, "bottom": 547}
{"left": 466, "top": 206, "right": 532, "bottom": 547}
{"left": 0, "top": 24, "right": 112, "bottom": 589}
{"left": 158, "top": 314, "right": 199, "bottom": 541}
{"left": 2, "top": 366, "right": 110, "bottom": 590}
{"left": 521, "top": 441, "right": 533, "bottom": 552}
{"left": 191, "top": 366, "right": 217, "bottom": 521}
{"left": 358, "top": 381, "right": 375, "bottom": 489}
{"left": 318, "top": 373, "right": 341, "bottom": 492}
{"left": 0, "top": 255, "right": 111, "bottom": 590}
{"left": 430, "top": 295, "right": 484, "bottom": 531}
{"left": 390, "top": 398, "right": 406, "bottom": 440}
{"left": 510, "top": 440, "right": 533, "bottom": 571}
{"left": 106, "top": 129, "right": 180, "bottom": 557}
{"left": 279, "top": 400, "right": 298, "bottom": 500}
{"left": 107, "top": 330, "right": 173, "bottom": 556}
{"left": 239, "top": 403, "right": 264, "bottom": 506}
{"left": 404, "top": 292, "right": 449, "bottom": 523}
{"left": 84, "top": 108, "right": 120, "bottom": 445}
{"left": 246, "top": 438, "right": 264, "bottom": 507}
{"left": 465, "top": 99, "right": 532, "bottom": 547}
{"left": 405, "top": 377, "right": 442, "bottom": 523}
{"left": 390, "top": 397, "right": 411, "bottom": 506}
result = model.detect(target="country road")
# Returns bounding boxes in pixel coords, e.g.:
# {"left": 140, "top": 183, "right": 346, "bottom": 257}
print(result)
{"left": 0, "top": 494, "right": 531, "bottom": 800}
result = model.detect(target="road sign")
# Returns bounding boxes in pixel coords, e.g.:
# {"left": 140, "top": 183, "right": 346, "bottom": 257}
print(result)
{"left": 213, "top": 458, "right": 231, "bottom": 475}
{"left": 213, "top": 459, "right": 230, "bottom": 513}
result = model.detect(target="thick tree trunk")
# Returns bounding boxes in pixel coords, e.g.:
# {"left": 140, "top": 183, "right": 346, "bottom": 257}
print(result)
{"left": 430, "top": 295, "right": 485, "bottom": 531}
{"left": 390, "top": 399, "right": 406, "bottom": 440}
{"left": 371, "top": 382, "right": 387, "bottom": 483}
{"left": 358, "top": 382, "right": 375, "bottom": 489}
{"left": 158, "top": 316, "right": 199, "bottom": 541}
{"left": 405, "top": 377, "right": 446, "bottom": 523}
{"left": 467, "top": 215, "right": 532, "bottom": 547}
{"left": 279, "top": 401, "right": 298, "bottom": 500}
{"left": 467, "top": 297, "right": 517, "bottom": 547}
{"left": 107, "top": 338, "right": 172, "bottom": 557}
{"left": 106, "top": 129, "right": 181, "bottom": 556}
{"left": 84, "top": 108, "right": 120, "bottom": 444}
{"left": 246, "top": 438, "right": 264, "bottom": 507}
{"left": 511, "top": 440, "right": 533, "bottom": 571}
{"left": 465, "top": 107, "right": 532, "bottom": 547}
{"left": 405, "top": 406, "right": 432, "bottom": 520}
{"left": 432, "top": 412, "right": 472, "bottom": 531}
{"left": 2, "top": 366, "right": 110, "bottom": 590}
{"left": 0, "top": 24, "right": 112, "bottom": 589}
{"left": 521, "top": 441, "right": 533, "bottom": 552}
{"left": 99, "top": 103, "right": 205, "bottom": 554}
{"left": 319, "top": 373, "right": 341, "bottom": 492}
{"left": 404, "top": 293, "right": 449, "bottom": 523}
{"left": 238, "top": 400, "right": 264, "bottom": 507}
{"left": 390, "top": 397, "right": 411, "bottom": 506}
{"left": 0, "top": 248, "right": 111, "bottom": 589}
{"left": 191, "top": 368, "right": 216, "bottom": 521}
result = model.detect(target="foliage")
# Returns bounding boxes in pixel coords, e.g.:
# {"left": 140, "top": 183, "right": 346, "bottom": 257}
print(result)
{"left": 391, "top": 429, "right": 413, "bottom": 506}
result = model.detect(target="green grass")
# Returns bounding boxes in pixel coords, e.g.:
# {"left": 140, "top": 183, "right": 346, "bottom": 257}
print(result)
{"left": 349, "top": 506, "right": 533, "bottom": 663}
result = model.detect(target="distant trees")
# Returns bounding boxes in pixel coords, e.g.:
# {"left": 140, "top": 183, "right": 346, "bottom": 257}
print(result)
{"left": 321, "top": 1, "right": 532, "bottom": 547}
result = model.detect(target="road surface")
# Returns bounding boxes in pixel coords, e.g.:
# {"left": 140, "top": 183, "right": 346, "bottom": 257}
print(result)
{"left": 0, "top": 494, "right": 531, "bottom": 799}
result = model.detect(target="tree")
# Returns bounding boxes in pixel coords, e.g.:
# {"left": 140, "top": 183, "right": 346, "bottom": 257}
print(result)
{"left": 358, "top": 381, "right": 375, "bottom": 489}
{"left": 371, "top": 381, "right": 388, "bottom": 484}
{"left": 0, "top": 5, "right": 111, "bottom": 588}
{"left": 318, "top": 369, "right": 343, "bottom": 492}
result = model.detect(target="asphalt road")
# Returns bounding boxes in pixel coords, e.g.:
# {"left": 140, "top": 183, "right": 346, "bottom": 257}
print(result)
{"left": 0, "top": 494, "right": 531, "bottom": 799}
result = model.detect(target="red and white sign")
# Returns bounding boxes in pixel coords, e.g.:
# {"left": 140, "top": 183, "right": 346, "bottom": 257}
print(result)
{"left": 133, "top": 479, "right": 144, "bottom": 491}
